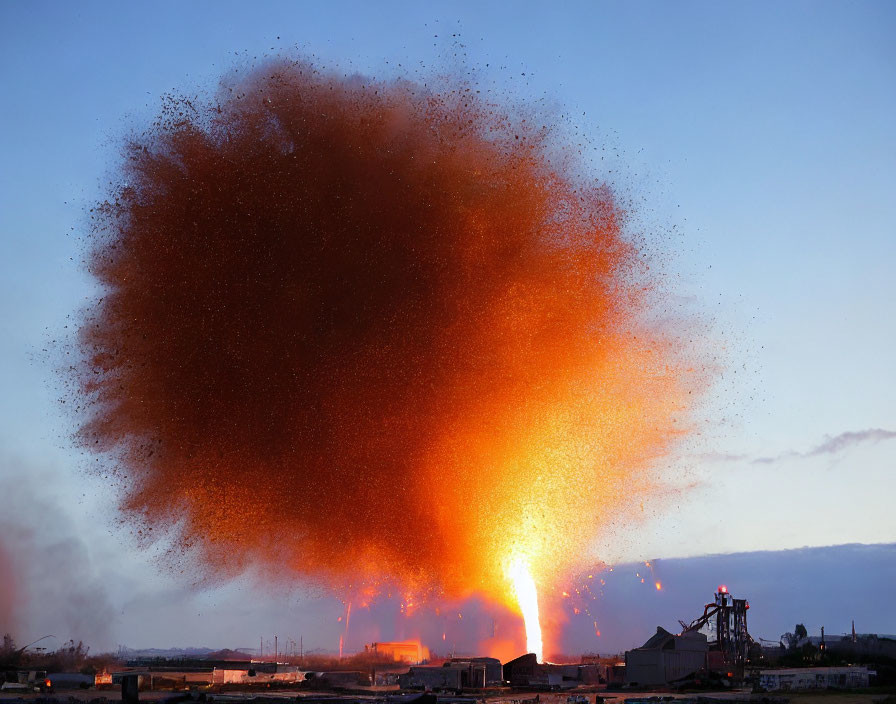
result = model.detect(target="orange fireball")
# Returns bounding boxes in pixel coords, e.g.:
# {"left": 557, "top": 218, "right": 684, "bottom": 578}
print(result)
{"left": 76, "top": 58, "right": 706, "bottom": 622}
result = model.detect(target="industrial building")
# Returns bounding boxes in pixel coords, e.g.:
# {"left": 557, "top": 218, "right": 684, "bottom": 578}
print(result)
{"left": 366, "top": 641, "right": 431, "bottom": 664}
{"left": 502, "top": 653, "right": 602, "bottom": 688}
{"left": 449, "top": 657, "right": 503, "bottom": 686}
{"left": 398, "top": 657, "right": 501, "bottom": 690}
{"left": 399, "top": 665, "right": 467, "bottom": 691}
{"left": 106, "top": 661, "right": 304, "bottom": 689}
{"left": 303, "top": 670, "right": 370, "bottom": 688}
{"left": 758, "top": 666, "right": 875, "bottom": 690}
{"left": 624, "top": 585, "right": 753, "bottom": 686}
{"left": 624, "top": 628, "right": 708, "bottom": 686}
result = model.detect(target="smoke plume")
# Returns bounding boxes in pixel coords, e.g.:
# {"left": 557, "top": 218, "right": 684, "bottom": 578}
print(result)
{"left": 75, "top": 59, "right": 704, "bottom": 604}
{"left": 0, "top": 457, "right": 112, "bottom": 647}
{"left": 0, "top": 539, "right": 16, "bottom": 637}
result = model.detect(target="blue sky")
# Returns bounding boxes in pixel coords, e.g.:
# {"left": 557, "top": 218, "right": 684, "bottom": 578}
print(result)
{"left": 1, "top": 0, "right": 894, "bottom": 653}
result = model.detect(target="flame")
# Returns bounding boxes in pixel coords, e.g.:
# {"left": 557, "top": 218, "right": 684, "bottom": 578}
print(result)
{"left": 508, "top": 559, "right": 543, "bottom": 662}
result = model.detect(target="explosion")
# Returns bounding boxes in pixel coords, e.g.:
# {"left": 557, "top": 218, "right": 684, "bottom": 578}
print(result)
{"left": 75, "top": 58, "right": 704, "bottom": 650}
{"left": 508, "top": 559, "right": 543, "bottom": 662}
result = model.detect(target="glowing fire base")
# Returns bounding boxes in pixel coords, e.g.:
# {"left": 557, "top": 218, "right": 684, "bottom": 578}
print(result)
{"left": 508, "top": 559, "right": 543, "bottom": 662}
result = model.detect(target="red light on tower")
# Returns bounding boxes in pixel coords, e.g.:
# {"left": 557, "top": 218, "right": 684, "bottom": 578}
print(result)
{"left": 718, "top": 584, "right": 728, "bottom": 593}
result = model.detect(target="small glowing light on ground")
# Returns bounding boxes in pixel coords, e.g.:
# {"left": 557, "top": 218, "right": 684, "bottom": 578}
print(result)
{"left": 508, "top": 559, "right": 543, "bottom": 662}
{"left": 655, "top": 581, "right": 662, "bottom": 591}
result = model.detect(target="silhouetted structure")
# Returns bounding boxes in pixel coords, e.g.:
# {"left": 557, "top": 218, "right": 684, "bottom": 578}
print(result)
{"left": 502, "top": 653, "right": 601, "bottom": 688}
{"left": 624, "top": 628, "right": 708, "bottom": 686}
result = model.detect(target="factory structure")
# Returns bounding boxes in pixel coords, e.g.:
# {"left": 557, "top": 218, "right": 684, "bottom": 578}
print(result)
{"left": 8, "top": 587, "right": 891, "bottom": 698}
{"left": 625, "top": 585, "right": 752, "bottom": 687}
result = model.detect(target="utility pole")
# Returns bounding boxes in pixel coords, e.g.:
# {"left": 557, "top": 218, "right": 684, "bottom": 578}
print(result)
{"left": 275, "top": 635, "right": 278, "bottom": 661}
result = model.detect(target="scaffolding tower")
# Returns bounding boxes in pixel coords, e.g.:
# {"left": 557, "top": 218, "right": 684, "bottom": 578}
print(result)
{"left": 679, "top": 585, "right": 752, "bottom": 676}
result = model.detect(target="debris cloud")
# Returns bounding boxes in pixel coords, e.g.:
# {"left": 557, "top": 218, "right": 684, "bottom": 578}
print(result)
{"left": 75, "top": 58, "right": 703, "bottom": 606}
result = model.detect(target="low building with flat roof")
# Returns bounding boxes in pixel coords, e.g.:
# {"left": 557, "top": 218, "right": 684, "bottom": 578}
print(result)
{"left": 758, "top": 666, "right": 875, "bottom": 691}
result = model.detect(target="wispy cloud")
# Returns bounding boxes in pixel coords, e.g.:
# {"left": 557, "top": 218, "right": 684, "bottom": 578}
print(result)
{"left": 700, "top": 428, "right": 896, "bottom": 466}
{"left": 806, "top": 428, "right": 896, "bottom": 457}
{"left": 753, "top": 428, "right": 896, "bottom": 465}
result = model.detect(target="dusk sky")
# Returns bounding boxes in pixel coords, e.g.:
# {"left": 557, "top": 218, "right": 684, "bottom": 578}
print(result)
{"left": 1, "top": 1, "right": 894, "bottom": 656}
